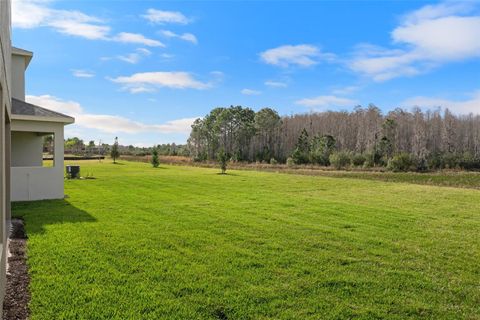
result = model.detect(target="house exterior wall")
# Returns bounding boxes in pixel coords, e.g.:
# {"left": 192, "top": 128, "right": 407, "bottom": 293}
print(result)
{"left": 11, "top": 131, "right": 43, "bottom": 167}
{"left": 11, "top": 119, "right": 65, "bottom": 201}
{"left": 11, "top": 54, "right": 25, "bottom": 101}
{"left": 0, "top": 0, "right": 11, "bottom": 313}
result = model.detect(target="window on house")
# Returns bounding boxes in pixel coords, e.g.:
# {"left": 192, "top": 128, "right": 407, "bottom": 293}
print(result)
{"left": 11, "top": 131, "right": 55, "bottom": 168}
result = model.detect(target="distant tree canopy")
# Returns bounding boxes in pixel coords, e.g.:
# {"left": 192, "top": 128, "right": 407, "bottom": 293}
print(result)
{"left": 188, "top": 104, "right": 480, "bottom": 171}
{"left": 188, "top": 106, "right": 281, "bottom": 162}
{"left": 64, "top": 137, "right": 84, "bottom": 154}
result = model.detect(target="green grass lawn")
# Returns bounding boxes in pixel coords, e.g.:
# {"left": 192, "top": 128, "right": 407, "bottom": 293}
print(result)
{"left": 13, "top": 161, "right": 480, "bottom": 319}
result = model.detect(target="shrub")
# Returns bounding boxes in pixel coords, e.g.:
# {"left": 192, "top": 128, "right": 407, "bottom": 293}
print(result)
{"left": 427, "top": 153, "right": 444, "bottom": 170}
{"left": 309, "top": 151, "right": 329, "bottom": 166}
{"left": 458, "top": 153, "right": 480, "bottom": 170}
{"left": 286, "top": 157, "right": 295, "bottom": 167}
{"left": 387, "top": 153, "right": 414, "bottom": 172}
{"left": 415, "top": 157, "right": 429, "bottom": 172}
{"left": 270, "top": 158, "right": 278, "bottom": 165}
{"left": 111, "top": 137, "right": 120, "bottom": 163}
{"left": 256, "top": 148, "right": 272, "bottom": 163}
{"left": 351, "top": 154, "right": 366, "bottom": 167}
{"left": 309, "top": 134, "right": 335, "bottom": 166}
{"left": 442, "top": 153, "right": 460, "bottom": 169}
{"left": 217, "top": 149, "right": 229, "bottom": 174}
{"left": 363, "top": 153, "right": 375, "bottom": 168}
{"left": 291, "top": 129, "right": 310, "bottom": 164}
{"left": 329, "top": 152, "right": 351, "bottom": 170}
{"left": 291, "top": 147, "right": 309, "bottom": 165}
{"left": 151, "top": 147, "right": 160, "bottom": 168}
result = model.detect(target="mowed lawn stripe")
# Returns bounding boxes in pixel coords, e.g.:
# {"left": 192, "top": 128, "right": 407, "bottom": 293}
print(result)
{"left": 12, "top": 161, "right": 480, "bottom": 319}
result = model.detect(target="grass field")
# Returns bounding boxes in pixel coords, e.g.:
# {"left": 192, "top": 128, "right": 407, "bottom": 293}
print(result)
{"left": 13, "top": 161, "right": 480, "bottom": 319}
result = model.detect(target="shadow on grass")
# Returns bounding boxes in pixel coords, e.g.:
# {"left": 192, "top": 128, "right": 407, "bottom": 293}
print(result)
{"left": 215, "top": 172, "right": 240, "bottom": 176}
{"left": 12, "top": 199, "right": 96, "bottom": 235}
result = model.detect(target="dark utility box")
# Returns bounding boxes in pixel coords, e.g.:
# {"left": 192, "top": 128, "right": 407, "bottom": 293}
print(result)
{"left": 66, "top": 165, "right": 80, "bottom": 178}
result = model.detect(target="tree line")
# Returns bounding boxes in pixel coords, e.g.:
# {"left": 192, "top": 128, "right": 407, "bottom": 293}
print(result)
{"left": 188, "top": 105, "right": 480, "bottom": 171}
{"left": 61, "top": 137, "right": 188, "bottom": 157}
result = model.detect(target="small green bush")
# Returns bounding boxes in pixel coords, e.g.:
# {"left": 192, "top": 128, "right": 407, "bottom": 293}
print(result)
{"left": 151, "top": 147, "right": 160, "bottom": 168}
{"left": 458, "top": 153, "right": 480, "bottom": 170}
{"left": 443, "top": 153, "right": 460, "bottom": 169}
{"left": 292, "top": 147, "right": 310, "bottom": 164}
{"left": 363, "top": 153, "right": 375, "bottom": 168}
{"left": 329, "top": 152, "right": 351, "bottom": 170}
{"left": 286, "top": 157, "right": 295, "bottom": 167}
{"left": 415, "top": 157, "right": 429, "bottom": 172}
{"left": 217, "top": 149, "right": 229, "bottom": 174}
{"left": 270, "top": 158, "right": 278, "bottom": 165}
{"left": 427, "top": 153, "right": 443, "bottom": 170}
{"left": 387, "top": 153, "right": 414, "bottom": 172}
{"left": 351, "top": 154, "right": 366, "bottom": 167}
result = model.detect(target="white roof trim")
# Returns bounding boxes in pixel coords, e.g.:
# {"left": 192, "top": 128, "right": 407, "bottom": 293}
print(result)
{"left": 11, "top": 114, "right": 75, "bottom": 124}
{"left": 12, "top": 47, "right": 33, "bottom": 68}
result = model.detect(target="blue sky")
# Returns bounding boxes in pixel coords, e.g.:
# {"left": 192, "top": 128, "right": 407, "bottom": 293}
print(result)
{"left": 12, "top": 0, "right": 480, "bottom": 146}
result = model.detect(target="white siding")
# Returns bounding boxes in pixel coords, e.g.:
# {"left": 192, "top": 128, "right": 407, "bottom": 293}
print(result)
{"left": 11, "top": 120, "right": 66, "bottom": 201}
{"left": 11, "top": 131, "right": 43, "bottom": 167}
{"left": 11, "top": 55, "right": 24, "bottom": 101}
{"left": 0, "top": 0, "right": 11, "bottom": 312}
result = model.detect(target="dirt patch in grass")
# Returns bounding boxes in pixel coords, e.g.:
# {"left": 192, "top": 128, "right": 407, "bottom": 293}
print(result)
{"left": 3, "top": 218, "right": 30, "bottom": 320}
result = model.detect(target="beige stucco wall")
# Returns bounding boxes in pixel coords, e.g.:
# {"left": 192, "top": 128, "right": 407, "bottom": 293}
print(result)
{"left": 0, "top": 0, "right": 11, "bottom": 311}
{"left": 11, "top": 131, "right": 43, "bottom": 167}
{"left": 11, "top": 119, "right": 65, "bottom": 201}
{"left": 11, "top": 55, "right": 25, "bottom": 101}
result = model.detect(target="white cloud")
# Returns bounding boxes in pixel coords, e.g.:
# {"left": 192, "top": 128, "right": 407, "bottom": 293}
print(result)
{"left": 401, "top": 2, "right": 475, "bottom": 25}
{"left": 264, "top": 80, "right": 287, "bottom": 88}
{"left": 241, "top": 89, "right": 261, "bottom": 96}
{"left": 179, "top": 33, "right": 198, "bottom": 44}
{"left": 117, "top": 48, "right": 152, "bottom": 64}
{"left": 402, "top": 91, "right": 480, "bottom": 115}
{"left": 76, "top": 114, "right": 197, "bottom": 134}
{"left": 332, "top": 85, "right": 360, "bottom": 95}
{"left": 128, "top": 86, "right": 156, "bottom": 94}
{"left": 136, "top": 48, "right": 152, "bottom": 56}
{"left": 160, "top": 53, "right": 175, "bottom": 59}
{"left": 12, "top": 0, "right": 51, "bottom": 29}
{"left": 260, "top": 44, "right": 334, "bottom": 67}
{"left": 349, "top": 2, "right": 480, "bottom": 81}
{"left": 112, "top": 32, "right": 164, "bottom": 47}
{"left": 392, "top": 16, "right": 480, "bottom": 60}
{"left": 48, "top": 15, "right": 110, "bottom": 40}
{"left": 72, "top": 69, "right": 95, "bottom": 78}
{"left": 109, "top": 71, "right": 211, "bottom": 93}
{"left": 142, "top": 9, "right": 190, "bottom": 24}
{"left": 26, "top": 94, "right": 83, "bottom": 114}
{"left": 12, "top": 0, "right": 110, "bottom": 40}
{"left": 26, "top": 94, "right": 197, "bottom": 134}
{"left": 160, "top": 30, "right": 198, "bottom": 44}
{"left": 117, "top": 54, "right": 141, "bottom": 64}
{"left": 295, "top": 95, "right": 357, "bottom": 109}
{"left": 12, "top": 1, "right": 165, "bottom": 46}
{"left": 210, "top": 71, "right": 224, "bottom": 78}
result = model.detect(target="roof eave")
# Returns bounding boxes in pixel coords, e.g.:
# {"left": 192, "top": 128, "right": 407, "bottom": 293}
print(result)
{"left": 11, "top": 114, "right": 75, "bottom": 124}
{"left": 12, "top": 47, "right": 33, "bottom": 68}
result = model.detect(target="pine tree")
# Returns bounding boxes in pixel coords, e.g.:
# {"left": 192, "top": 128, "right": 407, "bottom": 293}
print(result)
{"left": 151, "top": 146, "right": 160, "bottom": 168}
{"left": 111, "top": 137, "right": 120, "bottom": 163}
{"left": 217, "top": 149, "right": 228, "bottom": 174}
{"left": 291, "top": 128, "right": 310, "bottom": 164}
